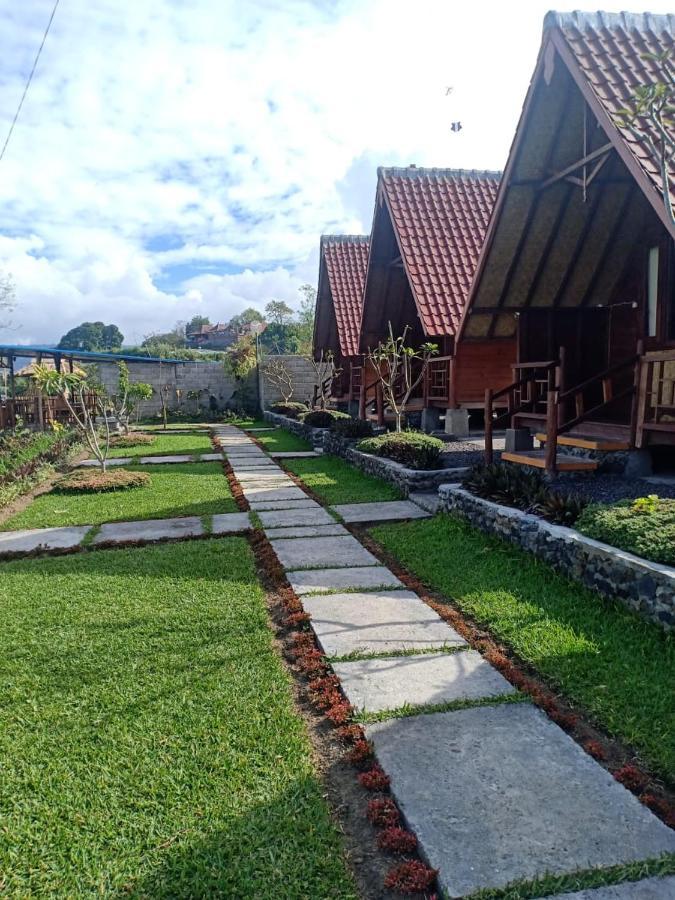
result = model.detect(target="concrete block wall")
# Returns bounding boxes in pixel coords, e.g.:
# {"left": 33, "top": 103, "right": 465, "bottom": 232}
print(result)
{"left": 260, "top": 355, "right": 317, "bottom": 407}
{"left": 96, "top": 361, "right": 239, "bottom": 416}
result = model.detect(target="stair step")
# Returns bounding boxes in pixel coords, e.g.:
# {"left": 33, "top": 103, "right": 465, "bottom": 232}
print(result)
{"left": 535, "top": 433, "right": 629, "bottom": 452}
{"left": 502, "top": 450, "right": 598, "bottom": 472}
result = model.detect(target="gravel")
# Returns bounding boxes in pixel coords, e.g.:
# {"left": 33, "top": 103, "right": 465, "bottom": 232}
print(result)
{"left": 440, "top": 440, "right": 498, "bottom": 470}
{"left": 550, "top": 473, "right": 675, "bottom": 504}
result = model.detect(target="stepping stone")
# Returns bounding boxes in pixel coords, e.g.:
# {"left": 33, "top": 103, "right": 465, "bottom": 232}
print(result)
{"left": 270, "top": 534, "right": 379, "bottom": 570}
{"left": 241, "top": 487, "right": 307, "bottom": 502}
{"left": 264, "top": 524, "right": 348, "bottom": 539}
{"left": 332, "top": 500, "right": 431, "bottom": 523}
{"left": 304, "top": 591, "right": 466, "bottom": 657}
{"left": 246, "top": 427, "right": 274, "bottom": 432}
{"left": 288, "top": 565, "right": 405, "bottom": 596}
{"left": 0, "top": 525, "right": 91, "bottom": 555}
{"left": 335, "top": 651, "right": 514, "bottom": 713}
{"left": 79, "top": 457, "right": 130, "bottom": 467}
{"left": 248, "top": 499, "right": 319, "bottom": 511}
{"left": 408, "top": 491, "right": 442, "bottom": 514}
{"left": 211, "top": 512, "right": 251, "bottom": 534}
{"left": 238, "top": 479, "right": 295, "bottom": 490}
{"left": 558, "top": 876, "right": 675, "bottom": 899}
{"left": 199, "top": 453, "right": 224, "bottom": 461}
{"left": 139, "top": 454, "right": 194, "bottom": 464}
{"left": 365, "top": 704, "right": 675, "bottom": 898}
{"left": 93, "top": 516, "right": 203, "bottom": 545}
{"left": 270, "top": 451, "right": 320, "bottom": 458}
{"left": 230, "top": 459, "right": 276, "bottom": 468}
{"left": 258, "top": 507, "right": 337, "bottom": 528}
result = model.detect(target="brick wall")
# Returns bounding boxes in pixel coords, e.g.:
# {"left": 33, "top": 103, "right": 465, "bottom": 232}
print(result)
{"left": 259, "top": 355, "right": 317, "bottom": 407}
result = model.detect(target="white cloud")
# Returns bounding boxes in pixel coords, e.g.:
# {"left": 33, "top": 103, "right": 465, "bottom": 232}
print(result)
{"left": 0, "top": 0, "right": 673, "bottom": 344}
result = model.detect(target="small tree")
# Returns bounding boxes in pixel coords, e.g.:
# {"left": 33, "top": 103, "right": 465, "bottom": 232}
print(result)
{"left": 224, "top": 336, "right": 258, "bottom": 413}
{"left": 366, "top": 323, "right": 438, "bottom": 432}
{"left": 615, "top": 49, "right": 675, "bottom": 227}
{"left": 261, "top": 357, "right": 295, "bottom": 402}
{"left": 128, "top": 381, "right": 153, "bottom": 424}
{"left": 33, "top": 365, "right": 112, "bottom": 471}
{"left": 308, "top": 349, "right": 342, "bottom": 409}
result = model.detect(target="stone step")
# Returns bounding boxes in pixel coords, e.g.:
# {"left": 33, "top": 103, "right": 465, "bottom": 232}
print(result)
{"left": 502, "top": 450, "right": 598, "bottom": 471}
{"left": 408, "top": 491, "right": 442, "bottom": 514}
{"left": 535, "top": 432, "right": 630, "bottom": 452}
{"left": 331, "top": 500, "right": 430, "bottom": 524}
{"left": 287, "top": 566, "right": 405, "bottom": 596}
{"left": 270, "top": 534, "right": 379, "bottom": 570}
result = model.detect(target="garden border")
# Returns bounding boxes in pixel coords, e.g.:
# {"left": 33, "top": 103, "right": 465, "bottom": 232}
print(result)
{"left": 438, "top": 484, "right": 675, "bottom": 631}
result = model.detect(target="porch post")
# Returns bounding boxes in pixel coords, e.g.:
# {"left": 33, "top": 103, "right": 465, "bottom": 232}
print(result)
{"left": 484, "top": 389, "right": 493, "bottom": 464}
{"left": 376, "top": 381, "right": 385, "bottom": 427}
{"left": 629, "top": 339, "right": 644, "bottom": 449}
{"left": 545, "top": 389, "right": 558, "bottom": 474}
{"left": 358, "top": 366, "right": 366, "bottom": 420}
{"left": 36, "top": 353, "right": 45, "bottom": 431}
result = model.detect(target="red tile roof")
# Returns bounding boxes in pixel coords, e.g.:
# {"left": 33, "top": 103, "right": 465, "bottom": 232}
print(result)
{"left": 379, "top": 167, "right": 500, "bottom": 336}
{"left": 548, "top": 11, "right": 675, "bottom": 216}
{"left": 321, "top": 235, "right": 369, "bottom": 357}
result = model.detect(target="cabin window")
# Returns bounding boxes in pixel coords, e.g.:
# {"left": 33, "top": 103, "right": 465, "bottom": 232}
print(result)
{"left": 647, "top": 246, "right": 659, "bottom": 337}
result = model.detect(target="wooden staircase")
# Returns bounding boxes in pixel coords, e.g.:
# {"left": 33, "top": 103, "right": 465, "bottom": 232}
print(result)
{"left": 501, "top": 450, "right": 598, "bottom": 472}
{"left": 534, "top": 432, "right": 630, "bottom": 452}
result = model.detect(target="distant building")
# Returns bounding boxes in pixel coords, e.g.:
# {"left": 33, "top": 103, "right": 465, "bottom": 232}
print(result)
{"left": 186, "top": 321, "right": 267, "bottom": 350}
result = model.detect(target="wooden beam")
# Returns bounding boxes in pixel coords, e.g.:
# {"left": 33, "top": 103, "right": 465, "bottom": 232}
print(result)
{"left": 538, "top": 142, "right": 613, "bottom": 191}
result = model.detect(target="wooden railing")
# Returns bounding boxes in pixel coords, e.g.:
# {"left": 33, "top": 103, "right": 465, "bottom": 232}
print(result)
{"left": 636, "top": 349, "right": 675, "bottom": 446}
{"left": 0, "top": 395, "right": 98, "bottom": 431}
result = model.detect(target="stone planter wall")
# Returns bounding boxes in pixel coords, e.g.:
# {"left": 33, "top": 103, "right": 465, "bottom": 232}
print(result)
{"left": 263, "top": 411, "right": 328, "bottom": 448}
{"left": 340, "top": 449, "right": 466, "bottom": 495}
{"left": 439, "top": 485, "right": 675, "bottom": 631}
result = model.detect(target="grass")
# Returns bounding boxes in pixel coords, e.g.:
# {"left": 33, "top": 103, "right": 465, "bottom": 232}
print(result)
{"left": 0, "top": 539, "right": 356, "bottom": 897}
{"left": 283, "top": 454, "right": 401, "bottom": 505}
{"left": 372, "top": 514, "right": 675, "bottom": 780}
{"left": 576, "top": 496, "right": 675, "bottom": 567}
{"left": 256, "top": 428, "right": 312, "bottom": 453}
{"left": 108, "top": 432, "right": 213, "bottom": 458}
{"left": 2, "top": 462, "right": 237, "bottom": 528}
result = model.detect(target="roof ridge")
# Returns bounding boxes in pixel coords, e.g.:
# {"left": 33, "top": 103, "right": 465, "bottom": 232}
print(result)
{"left": 378, "top": 166, "right": 502, "bottom": 180}
{"left": 543, "top": 9, "right": 675, "bottom": 34}
{"left": 320, "top": 234, "right": 370, "bottom": 243}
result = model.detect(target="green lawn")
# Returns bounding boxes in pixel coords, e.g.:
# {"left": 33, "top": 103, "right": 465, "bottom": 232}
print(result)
{"left": 108, "top": 432, "right": 213, "bottom": 458}
{"left": 256, "top": 428, "right": 312, "bottom": 453}
{"left": 0, "top": 539, "right": 356, "bottom": 897}
{"left": 372, "top": 514, "right": 675, "bottom": 780}
{"left": 284, "top": 455, "right": 401, "bottom": 505}
{"left": 2, "top": 462, "right": 237, "bottom": 528}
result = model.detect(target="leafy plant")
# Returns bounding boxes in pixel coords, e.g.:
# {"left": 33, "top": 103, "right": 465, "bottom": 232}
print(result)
{"left": 330, "top": 416, "right": 374, "bottom": 438}
{"left": 632, "top": 494, "right": 659, "bottom": 515}
{"left": 576, "top": 495, "right": 675, "bottom": 566}
{"left": 384, "top": 860, "right": 437, "bottom": 894}
{"left": 269, "top": 401, "right": 309, "bottom": 419}
{"left": 357, "top": 431, "right": 444, "bottom": 470}
{"left": 302, "top": 409, "right": 350, "bottom": 428}
{"left": 365, "top": 322, "right": 438, "bottom": 432}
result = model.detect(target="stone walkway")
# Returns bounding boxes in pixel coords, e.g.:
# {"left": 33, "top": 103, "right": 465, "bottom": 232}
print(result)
{"left": 79, "top": 452, "right": 223, "bottom": 466}
{"left": 215, "top": 424, "right": 675, "bottom": 899}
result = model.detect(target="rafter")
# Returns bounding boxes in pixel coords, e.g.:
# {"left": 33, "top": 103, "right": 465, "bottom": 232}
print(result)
{"left": 538, "top": 141, "right": 614, "bottom": 191}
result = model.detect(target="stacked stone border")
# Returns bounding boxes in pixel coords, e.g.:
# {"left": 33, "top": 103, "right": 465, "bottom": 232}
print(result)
{"left": 263, "top": 411, "right": 467, "bottom": 495}
{"left": 439, "top": 484, "right": 675, "bottom": 631}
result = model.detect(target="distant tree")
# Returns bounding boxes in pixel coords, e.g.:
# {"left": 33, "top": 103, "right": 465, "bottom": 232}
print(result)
{"left": 141, "top": 321, "right": 187, "bottom": 351}
{"left": 228, "top": 307, "right": 265, "bottom": 332}
{"left": 0, "top": 270, "right": 16, "bottom": 331}
{"left": 259, "top": 322, "right": 300, "bottom": 354}
{"left": 58, "top": 321, "right": 124, "bottom": 352}
{"left": 296, "top": 283, "right": 316, "bottom": 354}
{"left": 265, "top": 299, "right": 294, "bottom": 326}
{"left": 187, "top": 314, "right": 211, "bottom": 332}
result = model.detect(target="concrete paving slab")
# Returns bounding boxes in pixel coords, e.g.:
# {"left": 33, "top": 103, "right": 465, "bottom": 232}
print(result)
{"left": 79, "top": 457, "right": 131, "bottom": 467}
{"left": 335, "top": 651, "right": 514, "bottom": 713}
{"left": 211, "top": 512, "right": 251, "bottom": 534}
{"left": 0, "top": 525, "right": 91, "bottom": 555}
{"left": 408, "top": 492, "right": 442, "bottom": 514}
{"left": 93, "top": 516, "right": 203, "bottom": 545}
{"left": 270, "top": 451, "right": 321, "bottom": 458}
{"left": 139, "top": 454, "right": 194, "bottom": 464}
{"left": 229, "top": 458, "right": 277, "bottom": 468}
{"left": 366, "top": 704, "right": 675, "bottom": 898}
{"left": 288, "top": 565, "right": 405, "bottom": 595}
{"left": 332, "top": 500, "right": 431, "bottom": 523}
{"left": 558, "top": 877, "right": 675, "bottom": 899}
{"left": 304, "top": 591, "right": 466, "bottom": 657}
{"left": 246, "top": 427, "right": 274, "bottom": 432}
{"left": 238, "top": 478, "right": 295, "bottom": 489}
{"left": 270, "top": 534, "right": 379, "bottom": 569}
{"left": 258, "top": 507, "right": 337, "bottom": 528}
{"left": 241, "top": 487, "right": 308, "bottom": 502}
{"left": 199, "top": 453, "right": 224, "bottom": 461}
{"left": 248, "top": 498, "right": 320, "bottom": 511}
{"left": 264, "top": 524, "right": 349, "bottom": 539}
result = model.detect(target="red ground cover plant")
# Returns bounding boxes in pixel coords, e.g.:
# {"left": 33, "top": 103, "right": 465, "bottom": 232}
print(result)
{"left": 377, "top": 826, "right": 418, "bottom": 854}
{"left": 325, "top": 699, "right": 353, "bottom": 725}
{"left": 283, "top": 611, "right": 312, "bottom": 628}
{"left": 614, "top": 764, "right": 649, "bottom": 793}
{"left": 348, "top": 740, "right": 374, "bottom": 768}
{"left": 640, "top": 794, "right": 675, "bottom": 828}
{"left": 549, "top": 709, "right": 579, "bottom": 732}
{"left": 367, "top": 797, "right": 400, "bottom": 828}
{"left": 358, "top": 766, "right": 391, "bottom": 791}
{"left": 336, "top": 723, "right": 366, "bottom": 744}
{"left": 295, "top": 648, "right": 329, "bottom": 677}
{"left": 583, "top": 740, "right": 607, "bottom": 761}
{"left": 384, "top": 860, "right": 438, "bottom": 894}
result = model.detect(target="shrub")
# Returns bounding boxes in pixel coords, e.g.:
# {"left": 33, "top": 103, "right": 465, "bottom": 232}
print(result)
{"left": 110, "top": 433, "right": 156, "bottom": 448}
{"left": 269, "top": 401, "right": 309, "bottom": 419}
{"left": 384, "top": 860, "right": 438, "bottom": 894}
{"left": 55, "top": 469, "right": 151, "bottom": 493}
{"left": 331, "top": 416, "right": 374, "bottom": 439}
{"left": 576, "top": 496, "right": 675, "bottom": 567}
{"left": 0, "top": 429, "right": 78, "bottom": 485}
{"left": 376, "top": 826, "right": 418, "bottom": 854}
{"left": 302, "top": 409, "right": 350, "bottom": 428}
{"left": 357, "top": 431, "right": 444, "bottom": 470}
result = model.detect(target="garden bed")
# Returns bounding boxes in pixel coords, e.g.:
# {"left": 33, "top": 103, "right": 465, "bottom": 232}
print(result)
{"left": 108, "top": 431, "right": 213, "bottom": 458}
{"left": 0, "top": 538, "right": 356, "bottom": 897}
{"left": 438, "top": 484, "right": 675, "bottom": 630}
{"left": 0, "top": 429, "right": 83, "bottom": 511}
{"left": 263, "top": 411, "right": 328, "bottom": 447}
{"left": 281, "top": 455, "right": 401, "bottom": 505}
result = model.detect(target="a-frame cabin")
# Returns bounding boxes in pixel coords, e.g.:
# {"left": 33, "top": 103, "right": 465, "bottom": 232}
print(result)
{"left": 356, "top": 166, "right": 512, "bottom": 433}
{"left": 459, "top": 11, "right": 675, "bottom": 471}
{"left": 313, "top": 235, "right": 369, "bottom": 405}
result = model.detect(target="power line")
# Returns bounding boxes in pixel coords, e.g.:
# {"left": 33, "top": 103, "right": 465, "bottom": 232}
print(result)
{"left": 0, "top": 0, "right": 61, "bottom": 163}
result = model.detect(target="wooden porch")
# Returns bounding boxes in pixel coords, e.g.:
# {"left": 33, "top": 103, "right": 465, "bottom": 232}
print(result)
{"left": 0, "top": 394, "right": 98, "bottom": 431}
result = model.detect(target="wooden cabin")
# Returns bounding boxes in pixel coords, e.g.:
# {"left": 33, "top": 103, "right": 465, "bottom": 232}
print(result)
{"left": 459, "top": 10, "right": 675, "bottom": 471}
{"left": 356, "top": 166, "right": 514, "bottom": 433}
{"left": 313, "top": 235, "right": 369, "bottom": 406}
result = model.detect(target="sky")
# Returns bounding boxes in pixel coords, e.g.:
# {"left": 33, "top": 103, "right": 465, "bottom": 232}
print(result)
{"left": 0, "top": 0, "right": 672, "bottom": 346}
